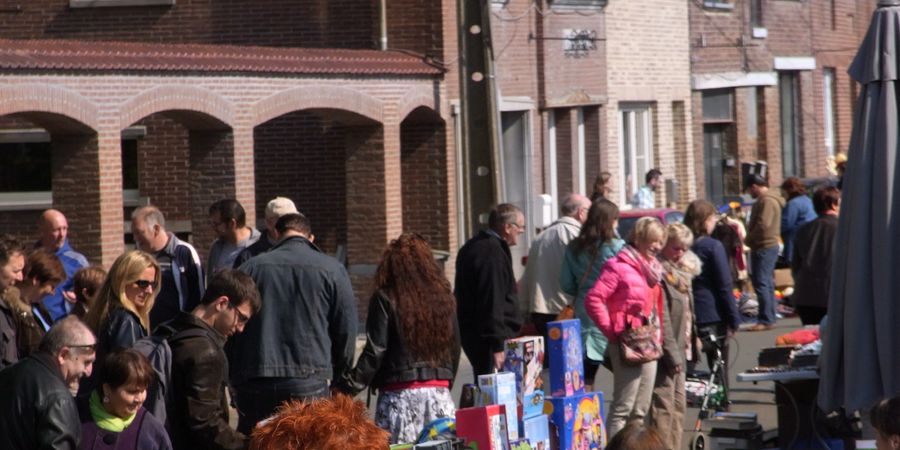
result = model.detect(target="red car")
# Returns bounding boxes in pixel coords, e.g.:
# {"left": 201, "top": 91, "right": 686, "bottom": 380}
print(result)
{"left": 616, "top": 208, "right": 684, "bottom": 240}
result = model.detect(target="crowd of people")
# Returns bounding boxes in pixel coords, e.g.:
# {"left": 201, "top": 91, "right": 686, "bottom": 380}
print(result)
{"left": 0, "top": 165, "right": 853, "bottom": 450}
{"left": 512, "top": 168, "right": 847, "bottom": 447}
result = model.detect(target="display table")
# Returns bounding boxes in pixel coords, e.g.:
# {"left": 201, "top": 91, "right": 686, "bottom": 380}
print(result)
{"left": 737, "top": 368, "right": 825, "bottom": 449}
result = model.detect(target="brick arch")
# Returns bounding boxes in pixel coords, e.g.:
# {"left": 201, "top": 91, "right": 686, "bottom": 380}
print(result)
{"left": 119, "top": 85, "right": 235, "bottom": 129}
{"left": 397, "top": 87, "right": 442, "bottom": 122}
{"left": 0, "top": 84, "right": 99, "bottom": 132}
{"left": 250, "top": 85, "right": 384, "bottom": 127}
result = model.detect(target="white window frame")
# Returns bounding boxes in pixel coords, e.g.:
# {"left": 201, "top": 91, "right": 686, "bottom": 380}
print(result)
{"left": 547, "top": 110, "right": 559, "bottom": 221}
{"left": 823, "top": 68, "right": 836, "bottom": 158}
{"left": 576, "top": 108, "right": 587, "bottom": 195}
{"left": 619, "top": 104, "right": 654, "bottom": 208}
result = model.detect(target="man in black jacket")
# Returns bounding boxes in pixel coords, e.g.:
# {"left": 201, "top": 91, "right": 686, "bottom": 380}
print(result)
{"left": 0, "top": 315, "right": 96, "bottom": 450}
{"left": 231, "top": 213, "right": 357, "bottom": 433}
{"left": 168, "top": 270, "right": 261, "bottom": 450}
{"left": 791, "top": 186, "right": 840, "bottom": 326}
{"left": 455, "top": 203, "right": 525, "bottom": 380}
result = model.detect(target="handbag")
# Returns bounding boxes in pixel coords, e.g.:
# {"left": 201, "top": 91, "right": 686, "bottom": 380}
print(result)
{"left": 618, "top": 314, "right": 662, "bottom": 365}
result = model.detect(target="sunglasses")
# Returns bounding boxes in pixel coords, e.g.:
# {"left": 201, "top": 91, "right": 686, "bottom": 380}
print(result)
{"left": 66, "top": 343, "right": 96, "bottom": 352}
{"left": 133, "top": 279, "right": 155, "bottom": 290}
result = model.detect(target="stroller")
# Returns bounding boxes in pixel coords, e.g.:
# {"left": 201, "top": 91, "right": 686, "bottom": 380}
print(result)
{"left": 688, "top": 332, "right": 729, "bottom": 450}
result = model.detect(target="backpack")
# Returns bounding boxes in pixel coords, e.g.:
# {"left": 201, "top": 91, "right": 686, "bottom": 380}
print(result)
{"left": 132, "top": 322, "right": 205, "bottom": 426}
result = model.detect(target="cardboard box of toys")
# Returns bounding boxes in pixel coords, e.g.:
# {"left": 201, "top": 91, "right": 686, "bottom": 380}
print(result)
{"left": 502, "top": 336, "right": 545, "bottom": 401}
{"left": 520, "top": 390, "right": 545, "bottom": 421}
{"left": 547, "top": 391, "right": 606, "bottom": 450}
{"left": 456, "top": 404, "right": 511, "bottom": 450}
{"left": 520, "top": 414, "right": 550, "bottom": 450}
{"left": 478, "top": 372, "right": 520, "bottom": 441}
{"left": 546, "top": 319, "right": 586, "bottom": 398}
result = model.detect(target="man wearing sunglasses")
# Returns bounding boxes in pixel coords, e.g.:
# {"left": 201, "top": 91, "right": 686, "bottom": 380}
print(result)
{"left": 166, "top": 270, "right": 261, "bottom": 450}
{"left": 0, "top": 315, "right": 96, "bottom": 450}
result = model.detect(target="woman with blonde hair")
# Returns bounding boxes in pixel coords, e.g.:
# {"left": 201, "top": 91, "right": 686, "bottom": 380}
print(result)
{"left": 648, "top": 223, "right": 701, "bottom": 450}
{"left": 585, "top": 217, "right": 667, "bottom": 439}
{"left": 85, "top": 250, "right": 160, "bottom": 362}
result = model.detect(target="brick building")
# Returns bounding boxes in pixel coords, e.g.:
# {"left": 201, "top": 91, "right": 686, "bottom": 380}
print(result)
{"left": 690, "top": 0, "right": 874, "bottom": 204}
{"left": 0, "top": 0, "right": 452, "bottom": 319}
{"left": 604, "top": 0, "right": 695, "bottom": 208}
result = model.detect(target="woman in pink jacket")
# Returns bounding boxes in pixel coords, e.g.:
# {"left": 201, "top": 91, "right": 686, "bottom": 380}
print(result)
{"left": 585, "top": 217, "right": 666, "bottom": 439}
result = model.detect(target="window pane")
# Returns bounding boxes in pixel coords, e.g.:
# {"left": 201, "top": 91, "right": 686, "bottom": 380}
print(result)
{"left": 702, "top": 89, "right": 733, "bottom": 121}
{"left": 0, "top": 142, "right": 52, "bottom": 192}
{"left": 780, "top": 72, "right": 800, "bottom": 177}
{"left": 122, "top": 139, "right": 139, "bottom": 190}
{"left": 823, "top": 69, "right": 836, "bottom": 157}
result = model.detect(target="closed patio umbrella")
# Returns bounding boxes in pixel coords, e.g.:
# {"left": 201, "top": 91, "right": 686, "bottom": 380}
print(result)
{"left": 818, "top": 0, "right": 900, "bottom": 414}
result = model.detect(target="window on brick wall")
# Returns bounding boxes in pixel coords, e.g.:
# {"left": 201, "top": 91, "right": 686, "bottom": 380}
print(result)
{"left": 823, "top": 68, "right": 837, "bottom": 158}
{"left": 780, "top": 71, "right": 802, "bottom": 177}
{"left": 0, "top": 130, "right": 140, "bottom": 209}
{"left": 69, "top": 0, "right": 174, "bottom": 8}
{"left": 750, "top": 0, "right": 763, "bottom": 27}
{"left": 548, "top": 0, "right": 607, "bottom": 9}
{"left": 620, "top": 104, "right": 654, "bottom": 207}
{"left": 702, "top": 89, "right": 734, "bottom": 123}
{"left": 702, "top": 0, "right": 734, "bottom": 11}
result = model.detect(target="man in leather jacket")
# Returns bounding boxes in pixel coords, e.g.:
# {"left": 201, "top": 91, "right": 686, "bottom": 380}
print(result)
{"left": 168, "top": 270, "right": 261, "bottom": 450}
{"left": 0, "top": 316, "right": 96, "bottom": 450}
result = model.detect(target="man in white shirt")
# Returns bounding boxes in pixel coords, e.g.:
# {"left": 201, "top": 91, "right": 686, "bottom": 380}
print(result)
{"left": 631, "top": 168, "right": 662, "bottom": 209}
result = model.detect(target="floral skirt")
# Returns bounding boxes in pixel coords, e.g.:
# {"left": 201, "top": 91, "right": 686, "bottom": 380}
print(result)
{"left": 375, "top": 386, "right": 456, "bottom": 444}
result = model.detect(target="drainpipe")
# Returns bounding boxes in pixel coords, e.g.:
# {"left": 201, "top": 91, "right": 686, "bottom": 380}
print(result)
{"left": 378, "top": 0, "right": 388, "bottom": 50}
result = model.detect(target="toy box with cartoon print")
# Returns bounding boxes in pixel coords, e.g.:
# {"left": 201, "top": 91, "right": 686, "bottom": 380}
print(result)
{"left": 478, "top": 372, "right": 519, "bottom": 441}
{"left": 456, "top": 404, "right": 511, "bottom": 450}
{"left": 547, "top": 391, "right": 606, "bottom": 450}
{"left": 520, "top": 414, "right": 550, "bottom": 450}
{"left": 502, "top": 336, "right": 544, "bottom": 401}
{"left": 546, "top": 319, "right": 585, "bottom": 397}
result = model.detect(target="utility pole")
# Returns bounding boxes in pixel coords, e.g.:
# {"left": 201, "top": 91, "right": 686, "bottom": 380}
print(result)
{"left": 457, "top": 0, "right": 504, "bottom": 239}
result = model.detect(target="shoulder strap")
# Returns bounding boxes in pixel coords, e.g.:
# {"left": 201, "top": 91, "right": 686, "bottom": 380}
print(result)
{"left": 577, "top": 245, "right": 602, "bottom": 292}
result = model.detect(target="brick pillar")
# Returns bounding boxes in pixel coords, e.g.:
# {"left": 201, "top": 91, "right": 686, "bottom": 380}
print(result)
{"left": 188, "top": 129, "right": 236, "bottom": 262}
{"left": 760, "top": 85, "right": 783, "bottom": 186}
{"left": 52, "top": 130, "right": 123, "bottom": 266}
{"left": 383, "top": 120, "right": 403, "bottom": 242}
{"left": 799, "top": 70, "right": 818, "bottom": 178}
{"left": 345, "top": 124, "right": 386, "bottom": 324}
{"left": 401, "top": 117, "right": 449, "bottom": 250}
{"left": 233, "top": 125, "right": 256, "bottom": 225}
{"left": 555, "top": 108, "right": 574, "bottom": 201}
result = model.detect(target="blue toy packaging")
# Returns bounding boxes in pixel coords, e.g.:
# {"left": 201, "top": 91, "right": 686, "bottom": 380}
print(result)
{"left": 547, "top": 391, "right": 606, "bottom": 450}
{"left": 520, "top": 390, "right": 545, "bottom": 420}
{"left": 546, "top": 319, "right": 585, "bottom": 397}
{"left": 521, "top": 414, "right": 550, "bottom": 450}
{"left": 478, "top": 372, "right": 520, "bottom": 441}
{"left": 502, "top": 336, "right": 545, "bottom": 401}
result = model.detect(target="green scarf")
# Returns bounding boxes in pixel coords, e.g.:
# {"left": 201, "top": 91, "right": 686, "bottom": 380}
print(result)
{"left": 89, "top": 391, "right": 137, "bottom": 433}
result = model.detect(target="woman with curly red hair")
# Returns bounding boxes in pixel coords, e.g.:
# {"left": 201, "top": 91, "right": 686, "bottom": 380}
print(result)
{"left": 334, "top": 232, "right": 460, "bottom": 444}
{"left": 251, "top": 396, "right": 389, "bottom": 450}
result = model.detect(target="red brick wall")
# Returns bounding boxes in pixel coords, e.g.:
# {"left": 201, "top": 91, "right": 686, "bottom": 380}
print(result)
{"left": 53, "top": 133, "right": 103, "bottom": 263}
{"left": 386, "top": 0, "right": 445, "bottom": 59}
{"left": 401, "top": 112, "right": 450, "bottom": 251}
{"left": 136, "top": 114, "right": 192, "bottom": 222}
{"left": 584, "top": 106, "right": 601, "bottom": 186}
{"left": 0, "top": 0, "right": 379, "bottom": 49}
{"left": 188, "top": 129, "right": 236, "bottom": 261}
{"left": 253, "top": 111, "right": 348, "bottom": 256}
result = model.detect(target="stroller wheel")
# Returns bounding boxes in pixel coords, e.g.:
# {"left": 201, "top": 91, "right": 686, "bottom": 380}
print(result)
{"left": 691, "top": 433, "right": 708, "bottom": 450}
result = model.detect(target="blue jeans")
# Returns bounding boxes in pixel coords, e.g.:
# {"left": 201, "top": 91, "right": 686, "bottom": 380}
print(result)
{"left": 235, "top": 377, "right": 330, "bottom": 433}
{"left": 750, "top": 246, "right": 779, "bottom": 325}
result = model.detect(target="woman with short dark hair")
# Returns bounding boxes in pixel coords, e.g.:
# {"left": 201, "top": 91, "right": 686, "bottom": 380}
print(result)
{"left": 13, "top": 251, "right": 66, "bottom": 357}
{"left": 78, "top": 348, "right": 172, "bottom": 450}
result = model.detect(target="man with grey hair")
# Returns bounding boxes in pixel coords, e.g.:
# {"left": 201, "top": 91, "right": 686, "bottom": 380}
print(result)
{"left": 519, "top": 193, "right": 590, "bottom": 339}
{"left": 455, "top": 203, "right": 525, "bottom": 379}
{"left": 132, "top": 205, "right": 204, "bottom": 326}
{"left": 0, "top": 316, "right": 96, "bottom": 449}
{"left": 233, "top": 196, "right": 299, "bottom": 268}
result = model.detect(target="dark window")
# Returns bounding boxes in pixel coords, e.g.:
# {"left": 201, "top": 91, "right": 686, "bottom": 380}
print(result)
{"left": 780, "top": 72, "right": 802, "bottom": 177}
{"left": 549, "top": 0, "right": 606, "bottom": 8}
{"left": 0, "top": 142, "right": 52, "bottom": 192}
{"left": 122, "top": 139, "right": 139, "bottom": 190}
{"left": 750, "top": 0, "right": 763, "bottom": 27}
{"left": 702, "top": 89, "right": 734, "bottom": 122}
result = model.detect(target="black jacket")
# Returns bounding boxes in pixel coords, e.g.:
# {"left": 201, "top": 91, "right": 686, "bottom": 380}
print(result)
{"left": 168, "top": 313, "right": 247, "bottom": 450}
{"left": 335, "top": 290, "right": 460, "bottom": 395}
{"left": 691, "top": 237, "right": 740, "bottom": 329}
{"left": 0, "top": 353, "right": 81, "bottom": 450}
{"left": 454, "top": 230, "right": 522, "bottom": 353}
{"left": 791, "top": 215, "right": 838, "bottom": 309}
{"left": 231, "top": 236, "right": 357, "bottom": 385}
